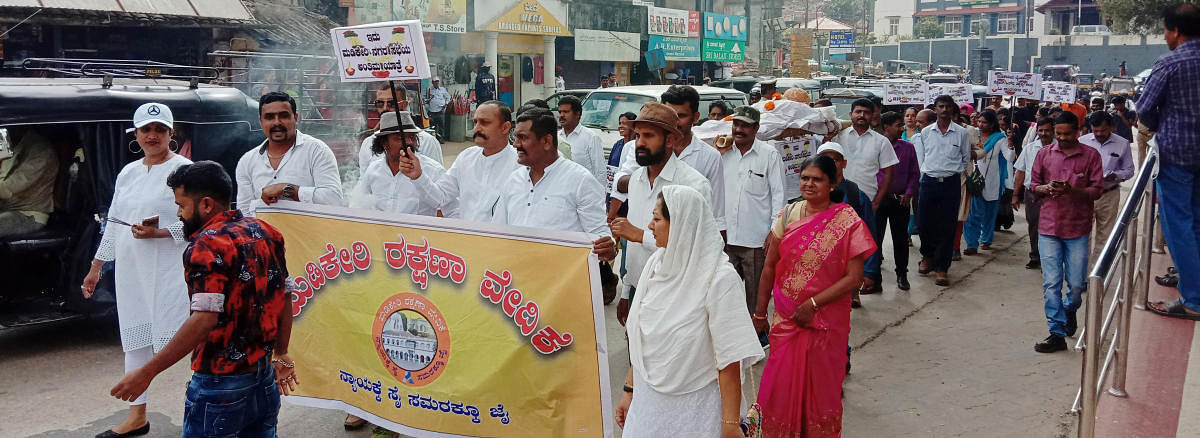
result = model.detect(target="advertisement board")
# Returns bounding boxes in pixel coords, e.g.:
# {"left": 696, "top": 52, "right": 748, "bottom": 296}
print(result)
{"left": 702, "top": 12, "right": 748, "bottom": 42}
{"left": 829, "top": 31, "right": 856, "bottom": 55}
{"left": 701, "top": 39, "right": 745, "bottom": 62}
{"left": 574, "top": 29, "right": 640, "bottom": 62}
{"left": 647, "top": 6, "right": 691, "bottom": 38}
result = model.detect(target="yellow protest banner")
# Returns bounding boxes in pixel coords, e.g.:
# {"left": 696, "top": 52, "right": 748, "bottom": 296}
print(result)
{"left": 257, "top": 203, "right": 612, "bottom": 437}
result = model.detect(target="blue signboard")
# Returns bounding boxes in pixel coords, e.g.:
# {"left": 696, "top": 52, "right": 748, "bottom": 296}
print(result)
{"left": 701, "top": 12, "right": 748, "bottom": 42}
{"left": 648, "top": 35, "right": 701, "bottom": 61}
{"left": 829, "top": 31, "right": 856, "bottom": 54}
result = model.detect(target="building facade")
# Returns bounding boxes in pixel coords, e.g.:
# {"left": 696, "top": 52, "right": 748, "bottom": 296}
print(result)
{"left": 914, "top": 0, "right": 1032, "bottom": 37}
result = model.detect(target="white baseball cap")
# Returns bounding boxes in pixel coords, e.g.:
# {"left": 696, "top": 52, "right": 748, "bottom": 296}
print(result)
{"left": 128, "top": 102, "right": 174, "bottom": 133}
{"left": 817, "top": 141, "right": 845, "bottom": 160}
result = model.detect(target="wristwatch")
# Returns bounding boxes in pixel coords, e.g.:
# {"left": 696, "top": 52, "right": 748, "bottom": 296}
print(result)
{"left": 282, "top": 183, "right": 297, "bottom": 201}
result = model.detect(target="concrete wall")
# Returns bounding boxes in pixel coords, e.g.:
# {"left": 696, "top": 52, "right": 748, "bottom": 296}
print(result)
{"left": 866, "top": 35, "right": 1169, "bottom": 76}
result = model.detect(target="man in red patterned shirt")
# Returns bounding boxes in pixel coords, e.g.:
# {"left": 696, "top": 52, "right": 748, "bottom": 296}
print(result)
{"left": 110, "top": 161, "right": 296, "bottom": 438}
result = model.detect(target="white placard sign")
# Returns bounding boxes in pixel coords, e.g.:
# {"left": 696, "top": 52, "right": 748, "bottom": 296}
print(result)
{"left": 330, "top": 20, "right": 431, "bottom": 82}
{"left": 574, "top": 29, "right": 640, "bottom": 62}
{"left": 926, "top": 84, "right": 973, "bottom": 106}
{"left": 883, "top": 82, "right": 928, "bottom": 106}
{"left": 1041, "top": 81, "right": 1077, "bottom": 104}
{"left": 987, "top": 71, "right": 1042, "bottom": 98}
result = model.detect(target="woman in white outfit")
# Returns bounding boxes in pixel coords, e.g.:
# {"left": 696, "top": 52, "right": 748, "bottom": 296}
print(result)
{"left": 615, "top": 185, "right": 764, "bottom": 438}
{"left": 81, "top": 103, "right": 192, "bottom": 438}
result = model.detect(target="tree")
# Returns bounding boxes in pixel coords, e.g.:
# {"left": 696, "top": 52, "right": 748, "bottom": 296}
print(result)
{"left": 822, "top": 0, "right": 868, "bottom": 24}
{"left": 1095, "top": 0, "right": 1187, "bottom": 34}
{"left": 915, "top": 16, "right": 942, "bottom": 39}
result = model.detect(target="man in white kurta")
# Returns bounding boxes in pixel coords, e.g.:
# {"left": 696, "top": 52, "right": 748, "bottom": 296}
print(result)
{"left": 235, "top": 92, "right": 344, "bottom": 217}
{"left": 492, "top": 107, "right": 616, "bottom": 261}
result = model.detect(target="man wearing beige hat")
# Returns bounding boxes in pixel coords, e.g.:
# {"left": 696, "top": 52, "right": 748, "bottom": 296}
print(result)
{"left": 716, "top": 106, "right": 784, "bottom": 314}
{"left": 610, "top": 102, "right": 714, "bottom": 325}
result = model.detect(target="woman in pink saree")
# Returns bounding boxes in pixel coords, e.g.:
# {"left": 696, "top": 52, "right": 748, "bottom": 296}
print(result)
{"left": 752, "top": 155, "right": 876, "bottom": 437}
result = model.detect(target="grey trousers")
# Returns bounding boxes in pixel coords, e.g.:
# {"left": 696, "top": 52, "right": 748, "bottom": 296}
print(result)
{"left": 0, "top": 211, "right": 43, "bottom": 238}
{"left": 724, "top": 244, "right": 766, "bottom": 314}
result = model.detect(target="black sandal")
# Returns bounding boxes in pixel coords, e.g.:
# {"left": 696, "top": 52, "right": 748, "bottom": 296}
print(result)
{"left": 1148, "top": 298, "right": 1200, "bottom": 321}
{"left": 1156, "top": 267, "right": 1179, "bottom": 287}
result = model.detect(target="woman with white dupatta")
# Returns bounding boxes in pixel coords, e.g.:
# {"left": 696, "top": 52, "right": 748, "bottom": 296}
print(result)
{"left": 615, "top": 185, "right": 764, "bottom": 438}
{"left": 80, "top": 103, "right": 192, "bottom": 438}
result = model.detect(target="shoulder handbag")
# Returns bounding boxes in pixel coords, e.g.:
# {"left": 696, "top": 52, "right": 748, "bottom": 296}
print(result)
{"left": 965, "top": 141, "right": 993, "bottom": 196}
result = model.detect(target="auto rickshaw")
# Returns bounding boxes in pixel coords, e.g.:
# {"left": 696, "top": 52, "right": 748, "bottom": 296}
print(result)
{"left": 0, "top": 63, "right": 264, "bottom": 329}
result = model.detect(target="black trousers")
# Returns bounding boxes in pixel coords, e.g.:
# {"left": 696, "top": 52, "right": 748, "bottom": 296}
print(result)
{"left": 1023, "top": 190, "right": 1043, "bottom": 261}
{"left": 918, "top": 174, "right": 961, "bottom": 273}
{"left": 876, "top": 194, "right": 912, "bottom": 275}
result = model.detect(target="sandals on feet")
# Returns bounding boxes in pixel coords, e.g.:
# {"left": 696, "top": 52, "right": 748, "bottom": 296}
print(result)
{"left": 1156, "top": 267, "right": 1179, "bottom": 287}
{"left": 1148, "top": 298, "right": 1200, "bottom": 321}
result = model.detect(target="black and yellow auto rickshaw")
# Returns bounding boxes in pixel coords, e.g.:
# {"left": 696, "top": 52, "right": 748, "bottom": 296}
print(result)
{"left": 0, "top": 62, "right": 264, "bottom": 329}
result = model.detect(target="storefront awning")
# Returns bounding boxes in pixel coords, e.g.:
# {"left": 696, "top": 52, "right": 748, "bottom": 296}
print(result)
{"left": 0, "top": 0, "right": 256, "bottom": 27}
{"left": 1036, "top": 0, "right": 1097, "bottom": 13}
{"left": 797, "top": 17, "right": 853, "bottom": 31}
{"left": 914, "top": 6, "right": 1025, "bottom": 17}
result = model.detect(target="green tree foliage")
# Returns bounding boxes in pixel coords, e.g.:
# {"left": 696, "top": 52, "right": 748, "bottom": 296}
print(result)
{"left": 1095, "top": 0, "right": 1188, "bottom": 34}
{"left": 915, "top": 17, "right": 942, "bottom": 39}
{"left": 822, "top": 0, "right": 869, "bottom": 24}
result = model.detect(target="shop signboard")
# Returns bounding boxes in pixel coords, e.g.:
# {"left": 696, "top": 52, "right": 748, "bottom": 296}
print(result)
{"left": 701, "top": 39, "right": 745, "bottom": 62}
{"left": 702, "top": 12, "right": 748, "bottom": 42}
{"left": 648, "top": 6, "right": 699, "bottom": 38}
{"left": 393, "top": 0, "right": 467, "bottom": 33}
{"left": 648, "top": 35, "right": 701, "bottom": 61}
{"left": 829, "top": 31, "right": 855, "bottom": 55}
{"left": 330, "top": 20, "right": 431, "bottom": 81}
{"left": 574, "top": 29, "right": 640, "bottom": 62}
{"left": 476, "top": 0, "right": 571, "bottom": 36}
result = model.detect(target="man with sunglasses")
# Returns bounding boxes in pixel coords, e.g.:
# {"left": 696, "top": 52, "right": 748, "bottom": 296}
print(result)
{"left": 358, "top": 84, "right": 444, "bottom": 176}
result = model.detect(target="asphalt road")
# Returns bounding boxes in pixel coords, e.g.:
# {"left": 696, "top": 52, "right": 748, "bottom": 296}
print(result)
{"left": 1, "top": 140, "right": 1081, "bottom": 437}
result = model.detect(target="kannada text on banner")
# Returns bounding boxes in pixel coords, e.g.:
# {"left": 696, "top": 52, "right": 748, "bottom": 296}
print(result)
{"left": 987, "top": 71, "right": 1042, "bottom": 98}
{"left": 1041, "top": 81, "right": 1077, "bottom": 104}
{"left": 331, "top": 20, "right": 431, "bottom": 82}
{"left": 258, "top": 203, "right": 611, "bottom": 438}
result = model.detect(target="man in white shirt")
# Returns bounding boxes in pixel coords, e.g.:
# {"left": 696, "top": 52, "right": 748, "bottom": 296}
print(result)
{"left": 424, "top": 77, "right": 451, "bottom": 142}
{"left": 609, "top": 102, "right": 714, "bottom": 325}
{"left": 557, "top": 95, "right": 606, "bottom": 187}
{"left": 358, "top": 86, "right": 444, "bottom": 172}
{"left": 349, "top": 111, "right": 447, "bottom": 216}
{"left": 492, "top": 107, "right": 616, "bottom": 261}
{"left": 554, "top": 66, "right": 565, "bottom": 92}
{"left": 235, "top": 92, "right": 344, "bottom": 217}
{"left": 658, "top": 85, "right": 727, "bottom": 232}
{"left": 834, "top": 98, "right": 898, "bottom": 293}
{"left": 715, "top": 106, "right": 785, "bottom": 313}
{"left": 1012, "top": 117, "right": 1055, "bottom": 269}
{"left": 411, "top": 100, "right": 520, "bottom": 222}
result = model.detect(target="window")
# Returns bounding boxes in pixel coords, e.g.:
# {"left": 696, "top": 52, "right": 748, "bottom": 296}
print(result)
{"left": 998, "top": 12, "right": 1018, "bottom": 33}
{"left": 944, "top": 16, "right": 962, "bottom": 36}
{"left": 888, "top": 16, "right": 900, "bottom": 35}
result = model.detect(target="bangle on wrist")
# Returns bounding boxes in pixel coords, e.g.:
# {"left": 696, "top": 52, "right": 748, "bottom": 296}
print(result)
{"left": 271, "top": 358, "right": 295, "bottom": 368}
{"left": 622, "top": 385, "right": 633, "bottom": 393}
{"left": 722, "top": 419, "right": 740, "bottom": 425}
{"left": 752, "top": 313, "right": 767, "bottom": 320}
{"left": 809, "top": 297, "right": 819, "bottom": 311}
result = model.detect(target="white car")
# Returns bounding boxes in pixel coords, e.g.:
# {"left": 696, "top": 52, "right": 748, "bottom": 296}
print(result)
{"left": 578, "top": 85, "right": 748, "bottom": 157}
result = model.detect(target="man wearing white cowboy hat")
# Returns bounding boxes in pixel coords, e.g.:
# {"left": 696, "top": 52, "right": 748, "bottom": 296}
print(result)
{"left": 349, "top": 111, "right": 448, "bottom": 216}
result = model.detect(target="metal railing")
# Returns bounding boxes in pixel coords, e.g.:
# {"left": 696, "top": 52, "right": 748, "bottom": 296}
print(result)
{"left": 1073, "top": 151, "right": 1158, "bottom": 437}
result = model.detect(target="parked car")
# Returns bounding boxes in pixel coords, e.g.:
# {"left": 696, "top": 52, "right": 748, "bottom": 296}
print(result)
{"left": 923, "top": 73, "right": 961, "bottom": 84}
{"left": 1071, "top": 25, "right": 1113, "bottom": 36}
{"left": 0, "top": 75, "right": 263, "bottom": 330}
{"left": 579, "top": 85, "right": 747, "bottom": 157}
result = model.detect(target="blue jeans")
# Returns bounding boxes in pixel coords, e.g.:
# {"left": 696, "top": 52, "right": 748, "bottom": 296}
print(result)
{"left": 862, "top": 198, "right": 882, "bottom": 281}
{"left": 964, "top": 195, "right": 1000, "bottom": 249}
{"left": 1039, "top": 234, "right": 1089, "bottom": 336}
{"left": 183, "top": 358, "right": 280, "bottom": 438}
{"left": 1157, "top": 163, "right": 1200, "bottom": 312}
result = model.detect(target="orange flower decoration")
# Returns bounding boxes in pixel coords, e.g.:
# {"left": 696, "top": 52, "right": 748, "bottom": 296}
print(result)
{"left": 764, "top": 101, "right": 776, "bottom": 111}
{"left": 723, "top": 115, "right": 734, "bottom": 121}
{"left": 772, "top": 92, "right": 783, "bottom": 100}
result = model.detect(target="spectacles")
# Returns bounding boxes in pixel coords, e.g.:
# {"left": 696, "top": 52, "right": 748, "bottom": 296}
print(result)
{"left": 374, "top": 99, "right": 398, "bottom": 108}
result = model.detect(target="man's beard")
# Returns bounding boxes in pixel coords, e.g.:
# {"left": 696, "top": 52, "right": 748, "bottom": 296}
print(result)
{"left": 180, "top": 210, "right": 205, "bottom": 237}
{"left": 635, "top": 145, "right": 669, "bottom": 166}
